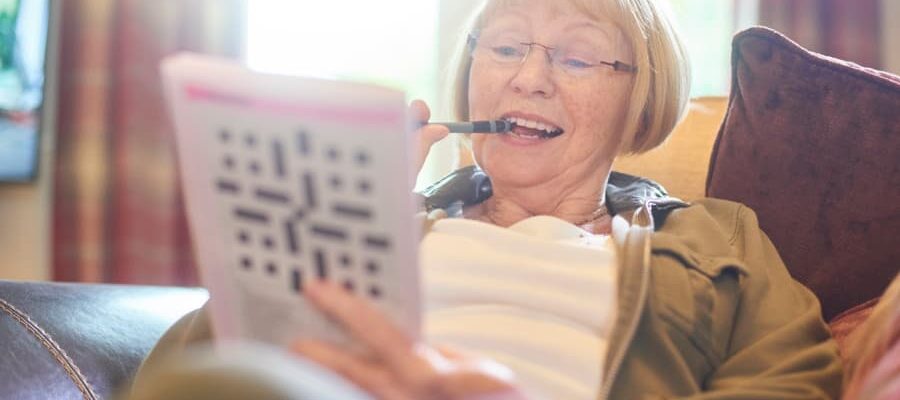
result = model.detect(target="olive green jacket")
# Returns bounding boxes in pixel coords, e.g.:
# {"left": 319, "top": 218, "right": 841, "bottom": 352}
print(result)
{"left": 601, "top": 197, "right": 841, "bottom": 399}
{"left": 134, "top": 173, "right": 842, "bottom": 399}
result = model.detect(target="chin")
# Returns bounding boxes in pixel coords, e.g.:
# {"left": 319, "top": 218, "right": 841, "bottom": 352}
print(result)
{"left": 481, "top": 159, "right": 555, "bottom": 189}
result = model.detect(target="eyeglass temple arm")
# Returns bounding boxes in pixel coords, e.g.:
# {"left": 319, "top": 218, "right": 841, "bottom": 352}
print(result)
{"left": 600, "top": 60, "right": 638, "bottom": 73}
{"left": 467, "top": 33, "right": 478, "bottom": 52}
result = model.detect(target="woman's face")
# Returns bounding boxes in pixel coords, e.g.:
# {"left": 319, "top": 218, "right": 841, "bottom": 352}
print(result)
{"left": 468, "top": 0, "right": 634, "bottom": 190}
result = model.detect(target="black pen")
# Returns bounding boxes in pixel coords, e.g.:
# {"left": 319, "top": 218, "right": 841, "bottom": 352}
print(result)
{"left": 422, "top": 120, "right": 512, "bottom": 133}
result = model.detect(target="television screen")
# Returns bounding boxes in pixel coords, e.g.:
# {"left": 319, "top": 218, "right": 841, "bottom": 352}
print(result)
{"left": 0, "top": 0, "right": 48, "bottom": 182}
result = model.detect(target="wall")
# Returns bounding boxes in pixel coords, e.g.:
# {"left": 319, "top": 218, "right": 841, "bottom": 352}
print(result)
{"left": 883, "top": 0, "right": 900, "bottom": 75}
{"left": 0, "top": 0, "right": 59, "bottom": 281}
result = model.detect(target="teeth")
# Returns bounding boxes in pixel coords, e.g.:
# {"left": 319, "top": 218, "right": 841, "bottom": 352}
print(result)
{"left": 504, "top": 117, "right": 561, "bottom": 134}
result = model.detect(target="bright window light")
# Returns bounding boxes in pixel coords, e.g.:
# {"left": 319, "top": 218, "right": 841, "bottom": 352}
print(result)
{"left": 245, "top": 0, "right": 439, "bottom": 103}
{"left": 668, "top": 0, "right": 758, "bottom": 96}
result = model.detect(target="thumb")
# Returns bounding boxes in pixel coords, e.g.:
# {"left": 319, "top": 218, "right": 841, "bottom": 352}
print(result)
{"left": 409, "top": 100, "right": 449, "bottom": 174}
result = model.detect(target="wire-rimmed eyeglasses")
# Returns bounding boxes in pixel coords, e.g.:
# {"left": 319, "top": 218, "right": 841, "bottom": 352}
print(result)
{"left": 467, "top": 32, "right": 637, "bottom": 78}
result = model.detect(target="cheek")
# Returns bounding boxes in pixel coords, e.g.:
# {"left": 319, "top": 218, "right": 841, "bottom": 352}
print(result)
{"left": 567, "top": 95, "right": 604, "bottom": 134}
{"left": 467, "top": 88, "right": 489, "bottom": 120}
{"left": 467, "top": 68, "right": 504, "bottom": 120}
{"left": 566, "top": 87, "right": 630, "bottom": 154}
{"left": 577, "top": 82, "right": 631, "bottom": 128}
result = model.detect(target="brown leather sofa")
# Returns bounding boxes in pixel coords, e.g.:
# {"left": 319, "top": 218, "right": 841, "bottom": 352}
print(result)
{"left": 0, "top": 280, "right": 207, "bottom": 400}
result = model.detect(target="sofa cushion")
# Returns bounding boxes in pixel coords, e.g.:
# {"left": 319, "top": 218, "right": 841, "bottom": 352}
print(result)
{"left": 706, "top": 27, "right": 900, "bottom": 321}
{"left": 0, "top": 280, "right": 207, "bottom": 399}
{"left": 614, "top": 97, "right": 727, "bottom": 201}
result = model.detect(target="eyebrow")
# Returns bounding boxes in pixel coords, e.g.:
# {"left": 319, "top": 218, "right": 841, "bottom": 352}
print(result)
{"left": 563, "top": 21, "right": 616, "bottom": 43}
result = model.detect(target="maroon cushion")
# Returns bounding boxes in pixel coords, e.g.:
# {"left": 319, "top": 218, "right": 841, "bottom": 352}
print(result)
{"left": 706, "top": 27, "right": 900, "bottom": 321}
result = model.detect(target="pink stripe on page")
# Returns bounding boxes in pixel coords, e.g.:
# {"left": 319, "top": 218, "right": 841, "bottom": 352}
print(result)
{"left": 184, "top": 84, "right": 404, "bottom": 126}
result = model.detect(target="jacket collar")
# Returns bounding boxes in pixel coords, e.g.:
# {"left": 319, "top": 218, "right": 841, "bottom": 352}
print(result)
{"left": 421, "top": 166, "right": 689, "bottom": 230}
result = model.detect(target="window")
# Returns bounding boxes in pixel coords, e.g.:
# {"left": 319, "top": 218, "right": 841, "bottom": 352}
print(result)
{"left": 668, "top": 0, "right": 758, "bottom": 96}
{"left": 245, "top": 0, "right": 439, "bottom": 102}
{"left": 245, "top": 0, "right": 441, "bottom": 187}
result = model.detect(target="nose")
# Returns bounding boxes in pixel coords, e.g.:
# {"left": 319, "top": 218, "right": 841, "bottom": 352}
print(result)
{"left": 509, "top": 44, "right": 555, "bottom": 98}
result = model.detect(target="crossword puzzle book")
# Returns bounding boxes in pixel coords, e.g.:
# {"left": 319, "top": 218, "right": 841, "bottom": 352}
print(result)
{"left": 161, "top": 53, "right": 422, "bottom": 347}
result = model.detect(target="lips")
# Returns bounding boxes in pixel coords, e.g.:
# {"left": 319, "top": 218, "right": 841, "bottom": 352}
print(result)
{"left": 500, "top": 114, "right": 565, "bottom": 139}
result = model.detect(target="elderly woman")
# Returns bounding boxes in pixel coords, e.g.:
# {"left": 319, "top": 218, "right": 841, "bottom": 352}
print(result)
{"left": 132, "top": 0, "right": 842, "bottom": 399}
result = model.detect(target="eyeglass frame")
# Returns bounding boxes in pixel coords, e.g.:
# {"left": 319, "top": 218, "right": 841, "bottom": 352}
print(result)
{"left": 466, "top": 32, "right": 638, "bottom": 75}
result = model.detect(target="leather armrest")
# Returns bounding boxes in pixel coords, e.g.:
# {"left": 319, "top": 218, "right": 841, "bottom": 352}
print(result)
{"left": 0, "top": 280, "right": 207, "bottom": 399}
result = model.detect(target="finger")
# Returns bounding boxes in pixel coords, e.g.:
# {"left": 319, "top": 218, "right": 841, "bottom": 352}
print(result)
{"left": 292, "top": 339, "right": 409, "bottom": 400}
{"left": 408, "top": 99, "right": 431, "bottom": 123}
{"left": 431, "top": 371, "right": 522, "bottom": 400}
{"left": 408, "top": 99, "right": 447, "bottom": 140}
{"left": 423, "top": 209, "right": 448, "bottom": 234}
{"left": 434, "top": 344, "right": 469, "bottom": 361}
{"left": 304, "top": 281, "right": 421, "bottom": 368}
{"left": 415, "top": 124, "right": 449, "bottom": 174}
{"left": 409, "top": 99, "right": 449, "bottom": 159}
{"left": 304, "top": 281, "right": 440, "bottom": 389}
{"left": 431, "top": 346, "right": 519, "bottom": 389}
{"left": 418, "top": 124, "right": 450, "bottom": 144}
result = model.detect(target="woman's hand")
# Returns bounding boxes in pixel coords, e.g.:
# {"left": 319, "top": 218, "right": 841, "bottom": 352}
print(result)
{"left": 410, "top": 100, "right": 450, "bottom": 175}
{"left": 292, "top": 280, "right": 527, "bottom": 400}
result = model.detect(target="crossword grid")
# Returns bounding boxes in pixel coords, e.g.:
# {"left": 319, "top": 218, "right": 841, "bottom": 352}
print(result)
{"left": 212, "top": 126, "right": 391, "bottom": 301}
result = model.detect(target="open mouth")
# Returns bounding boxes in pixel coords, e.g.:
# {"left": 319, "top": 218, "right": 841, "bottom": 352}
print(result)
{"left": 502, "top": 116, "right": 565, "bottom": 139}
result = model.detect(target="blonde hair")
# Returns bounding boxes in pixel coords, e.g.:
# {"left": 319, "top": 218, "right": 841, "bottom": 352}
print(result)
{"left": 448, "top": 0, "right": 691, "bottom": 155}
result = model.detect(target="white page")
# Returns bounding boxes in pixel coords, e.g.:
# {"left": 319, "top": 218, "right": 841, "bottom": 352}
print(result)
{"left": 161, "top": 53, "right": 421, "bottom": 348}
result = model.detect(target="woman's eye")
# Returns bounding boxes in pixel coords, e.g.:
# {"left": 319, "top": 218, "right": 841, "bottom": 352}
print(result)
{"left": 561, "top": 57, "right": 594, "bottom": 69}
{"left": 491, "top": 46, "right": 520, "bottom": 58}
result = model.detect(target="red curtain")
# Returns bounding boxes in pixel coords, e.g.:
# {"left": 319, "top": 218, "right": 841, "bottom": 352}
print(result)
{"left": 758, "top": 0, "right": 881, "bottom": 69}
{"left": 53, "top": 0, "right": 244, "bottom": 285}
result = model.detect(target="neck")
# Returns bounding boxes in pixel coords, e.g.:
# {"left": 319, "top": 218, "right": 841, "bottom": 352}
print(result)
{"left": 468, "top": 168, "right": 612, "bottom": 231}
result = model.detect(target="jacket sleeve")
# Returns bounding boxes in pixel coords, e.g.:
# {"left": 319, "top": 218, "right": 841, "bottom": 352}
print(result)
{"left": 686, "top": 204, "right": 843, "bottom": 399}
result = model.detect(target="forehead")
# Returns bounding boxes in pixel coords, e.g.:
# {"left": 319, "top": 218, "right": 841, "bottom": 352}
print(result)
{"left": 479, "top": 0, "right": 624, "bottom": 38}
